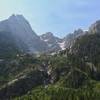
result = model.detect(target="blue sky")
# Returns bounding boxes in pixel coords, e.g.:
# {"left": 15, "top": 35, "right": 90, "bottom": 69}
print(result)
{"left": 0, "top": 0, "right": 100, "bottom": 37}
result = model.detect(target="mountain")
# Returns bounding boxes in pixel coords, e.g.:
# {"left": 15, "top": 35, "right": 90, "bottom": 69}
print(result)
{"left": 0, "top": 15, "right": 86, "bottom": 54}
{"left": 0, "top": 14, "right": 48, "bottom": 53}
{"left": 40, "top": 32, "right": 63, "bottom": 51}
{"left": 40, "top": 30, "right": 85, "bottom": 51}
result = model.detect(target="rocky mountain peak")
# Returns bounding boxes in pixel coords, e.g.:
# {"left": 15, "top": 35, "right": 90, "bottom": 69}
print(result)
{"left": 9, "top": 14, "right": 25, "bottom": 19}
{"left": 41, "top": 32, "right": 54, "bottom": 39}
{"left": 40, "top": 32, "right": 62, "bottom": 51}
{"left": 74, "top": 29, "right": 83, "bottom": 35}
{"left": 89, "top": 20, "right": 100, "bottom": 34}
{"left": 0, "top": 14, "right": 48, "bottom": 53}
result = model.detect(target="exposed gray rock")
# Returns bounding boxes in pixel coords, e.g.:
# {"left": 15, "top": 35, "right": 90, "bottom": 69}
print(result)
{"left": 89, "top": 20, "right": 100, "bottom": 34}
{"left": 0, "top": 14, "right": 48, "bottom": 53}
{"left": 40, "top": 32, "right": 62, "bottom": 51}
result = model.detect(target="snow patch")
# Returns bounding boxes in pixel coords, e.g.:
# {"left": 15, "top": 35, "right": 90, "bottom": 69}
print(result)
{"left": 58, "top": 41, "right": 66, "bottom": 50}
{"left": 44, "top": 39, "right": 49, "bottom": 42}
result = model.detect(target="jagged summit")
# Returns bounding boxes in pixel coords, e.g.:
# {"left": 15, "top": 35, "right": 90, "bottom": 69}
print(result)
{"left": 40, "top": 32, "right": 62, "bottom": 51}
{"left": 0, "top": 14, "right": 48, "bottom": 53}
{"left": 9, "top": 14, "right": 24, "bottom": 18}
{"left": 74, "top": 29, "right": 84, "bottom": 35}
{"left": 41, "top": 32, "right": 54, "bottom": 40}
{"left": 9, "top": 14, "right": 28, "bottom": 23}
{"left": 89, "top": 20, "right": 100, "bottom": 34}
{"left": 0, "top": 14, "right": 100, "bottom": 54}
{"left": 44, "top": 32, "right": 54, "bottom": 36}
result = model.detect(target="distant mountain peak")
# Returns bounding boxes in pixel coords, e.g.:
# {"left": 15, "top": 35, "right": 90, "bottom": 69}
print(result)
{"left": 74, "top": 29, "right": 83, "bottom": 35}
{"left": 40, "top": 32, "right": 62, "bottom": 51}
{"left": 42, "top": 32, "right": 54, "bottom": 38}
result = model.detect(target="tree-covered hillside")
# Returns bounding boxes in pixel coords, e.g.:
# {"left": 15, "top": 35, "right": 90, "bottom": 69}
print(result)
{"left": 0, "top": 21, "right": 100, "bottom": 100}
{"left": 14, "top": 32, "right": 100, "bottom": 100}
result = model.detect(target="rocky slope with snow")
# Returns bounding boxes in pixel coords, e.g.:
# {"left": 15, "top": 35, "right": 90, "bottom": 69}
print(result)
{"left": 40, "top": 29, "right": 85, "bottom": 51}
{"left": 0, "top": 14, "right": 99, "bottom": 55}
